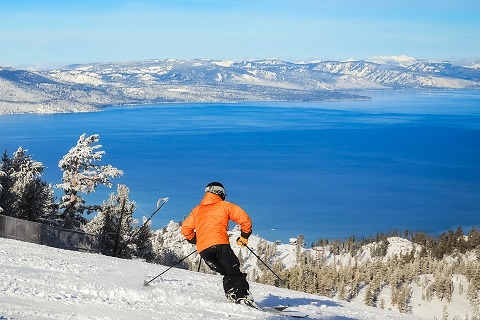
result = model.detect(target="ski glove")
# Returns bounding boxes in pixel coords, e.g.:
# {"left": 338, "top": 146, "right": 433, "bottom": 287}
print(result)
{"left": 186, "top": 234, "right": 197, "bottom": 245}
{"left": 236, "top": 236, "right": 248, "bottom": 247}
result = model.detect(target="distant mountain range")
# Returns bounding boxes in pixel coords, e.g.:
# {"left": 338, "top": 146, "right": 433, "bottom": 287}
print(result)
{"left": 1, "top": 55, "right": 479, "bottom": 114}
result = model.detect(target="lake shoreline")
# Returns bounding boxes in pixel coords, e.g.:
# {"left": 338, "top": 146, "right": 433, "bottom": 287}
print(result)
{"left": 0, "top": 91, "right": 375, "bottom": 116}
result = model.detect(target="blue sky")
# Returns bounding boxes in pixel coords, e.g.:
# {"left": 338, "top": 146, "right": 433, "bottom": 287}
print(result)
{"left": 1, "top": 0, "right": 479, "bottom": 68}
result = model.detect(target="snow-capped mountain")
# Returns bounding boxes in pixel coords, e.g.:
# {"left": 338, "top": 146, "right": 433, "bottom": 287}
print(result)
{"left": 0, "top": 67, "right": 116, "bottom": 114}
{"left": 1, "top": 57, "right": 479, "bottom": 115}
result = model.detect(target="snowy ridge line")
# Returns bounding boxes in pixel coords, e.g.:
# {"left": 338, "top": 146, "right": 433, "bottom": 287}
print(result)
{"left": 1, "top": 56, "right": 480, "bottom": 115}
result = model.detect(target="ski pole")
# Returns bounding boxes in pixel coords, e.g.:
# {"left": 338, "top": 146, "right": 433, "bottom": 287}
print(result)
{"left": 243, "top": 243, "right": 284, "bottom": 284}
{"left": 143, "top": 249, "right": 197, "bottom": 286}
{"left": 140, "top": 197, "right": 169, "bottom": 230}
{"left": 114, "top": 197, "right": 169, "bottom": 257}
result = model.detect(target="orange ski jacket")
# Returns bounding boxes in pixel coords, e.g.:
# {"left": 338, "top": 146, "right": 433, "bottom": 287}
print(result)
{"left": 181, "top": 192, "right": 252, "bottom": 253}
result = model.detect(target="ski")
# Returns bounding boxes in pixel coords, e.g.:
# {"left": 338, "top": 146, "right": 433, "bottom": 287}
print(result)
{"left": 262, "top": 306, "right": 308, "bottom": 318}
{"left": 241, "top": 302, "right": 308, "bottom": 318}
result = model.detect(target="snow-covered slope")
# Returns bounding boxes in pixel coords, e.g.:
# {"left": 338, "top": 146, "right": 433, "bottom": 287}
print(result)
{"left": 1, "top": 56, "right": 479, "bottom": 115}
{"left": 0, "top": 237, "right": 424, "bottom": 320}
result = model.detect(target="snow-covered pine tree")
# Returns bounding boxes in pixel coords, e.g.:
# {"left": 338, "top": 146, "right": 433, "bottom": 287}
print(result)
{"left": 9, "top": 147, "right": 44, "bottom": 192}
{"left": 368, "top": 272, "right": 383, "bottom": 307}
{"left": 466, "top": 261, "right": 480, "bottom": 319}
{"left": 467, "top": 227, "right": 480, "bottom": 253}
{"left": 133, "top": 216, "right": 154, "bottom": 262}
{"left": 12, "top": 147, "right": 55, "bottom": 221}
{"left": 256, "top": 239, "right": 285, "bottom": 287}
{"left": 335, "top": 264, "right": 348, "bottom": 300}
{"left": 349, "top": 267, "right": 361, "bottom": 300}
{"left": 295, "top": 235, "right": 306, "bottom": 264}
{"left": 83, "top": 184, "right": 135, "bottom": 257}
{"left": 364, "top": 285, "right": 374, "bottom": 306}
{"left": 16, "top": 178, "right": 56, "bottom": 222}
{"left": 55, "top": 134, "right": 123, "bottom": 229}
{"left": 256, "top": 239, "right": 277, "bottom": 283}
{"left": 317, "top": 265, "right": 336, "bottom": 297}
{"left": 0, "top": 150, "right": 16, "bottom": 215}
{"left": 435, "top": 266, "right": 454, "bottom": 302}
{"left": 396, "top": 284, "right": 412, "bottom": 313}
{"left": 0, "top": 147, "right": 55, "bottom": 221}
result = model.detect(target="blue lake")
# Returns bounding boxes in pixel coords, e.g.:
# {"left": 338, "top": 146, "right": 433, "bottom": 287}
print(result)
{"left": 1, "top": 90, "right": 479, "bottom": 245}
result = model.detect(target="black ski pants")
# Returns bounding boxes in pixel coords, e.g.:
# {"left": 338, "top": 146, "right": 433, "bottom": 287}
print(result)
{"left": 199, "top": 244, "right": 249, "bottom": 298}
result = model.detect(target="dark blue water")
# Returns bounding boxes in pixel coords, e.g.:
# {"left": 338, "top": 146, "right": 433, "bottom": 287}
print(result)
{"left": 1, "top": 90, "right": 479, "bottom": 244}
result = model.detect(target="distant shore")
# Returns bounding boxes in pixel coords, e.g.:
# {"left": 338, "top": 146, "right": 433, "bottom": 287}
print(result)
{"left": 0, "top": 94, "right": 372, "bottom": 116}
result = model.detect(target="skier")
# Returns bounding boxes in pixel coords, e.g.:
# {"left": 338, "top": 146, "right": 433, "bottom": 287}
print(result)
{"left": 181, "top": 182, "right": 253, "bottom": 304}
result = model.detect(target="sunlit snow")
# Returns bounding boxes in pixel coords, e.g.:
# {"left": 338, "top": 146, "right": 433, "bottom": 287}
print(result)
{"left": 0, "top": 237, "right": 424, "bottom": 320}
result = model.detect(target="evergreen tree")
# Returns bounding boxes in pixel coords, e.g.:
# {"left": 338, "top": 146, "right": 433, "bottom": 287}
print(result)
{"left": 337, "top": 274, "right": 347, "bottom": 301}
{"left": 271, "top": 259, "right": 285, "bottom": 288}
{"left": 349, "top": 265, "right": 361, "bottom": 301}
{"left": 83, "top": 184, "right": 135, "bottom": 257}
{"left": 133, "top": 217, "right": 154, "bottom": 262}
{"left": 9, "top": 147, "right": 44, "bottom": 191}
{"left": 152, "top": 240, "right": 183, "bottom": 269}
{"left": 0, "top": 150, "right": 17, "bottom": 215}
{"left": 364, "top": 285, "right": 374, "bottom": 306}
{"left": 55, "top": 134, "right": 123, "bottom": 229}
{"left": 16, "top": 178, "right": 56, "bottom": 222}
{"left": 467, "top": 262, "right": 480, "bottom": 319}
{"left": 396, "top": 284, "right": 412, "bottom": 313}
{"left": 256, "top": 239, "right": 281, "bottom": 286}
{"left": 467, "top": 227, "right": 480, "bottom": 252}
{"left": 0, "top": 148, "right": 55, "bottom": 220}
{"left": 151, "top": 233, "right": 166, "bottom": 264}
{"left": 435, "top": 266, "right": 454, "bottom": 302}
{"left": 369, "top": 274, "right": 383, "bottom": 307}
{"left": 456, "top": 226, "right": 469, "bottom": 254}
{"left": 295, "top": 235, "right": 306, "bottom": 265}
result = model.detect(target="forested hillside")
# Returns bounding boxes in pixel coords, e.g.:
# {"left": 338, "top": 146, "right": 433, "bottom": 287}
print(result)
{"left": 146, "top": 221, "right": 480, "bottom": 319}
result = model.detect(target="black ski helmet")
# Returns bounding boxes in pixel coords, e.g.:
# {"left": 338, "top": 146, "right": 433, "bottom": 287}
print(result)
{"left": 205, "top": 182, "right": 226, "bottom": 200}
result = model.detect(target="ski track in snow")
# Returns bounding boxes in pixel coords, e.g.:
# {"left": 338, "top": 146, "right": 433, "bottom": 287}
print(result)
{"left": 0, "top": 238, "right": 424, "bottom": 320}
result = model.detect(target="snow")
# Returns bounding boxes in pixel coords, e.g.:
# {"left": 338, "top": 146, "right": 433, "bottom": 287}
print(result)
{"left": 367, "top": 55, "right": 419, "bottom": 66}
{"left": 0, "top": 237, "right": 425, "bottom": 320}
{"left": 212, "top": 61, "right": 234, "bottom": 67}
{"left": 49, "top": 70, "right": 105, "bottom": 86}
{"left": 166, "top": 87, "right": 191, "bottom": 93}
